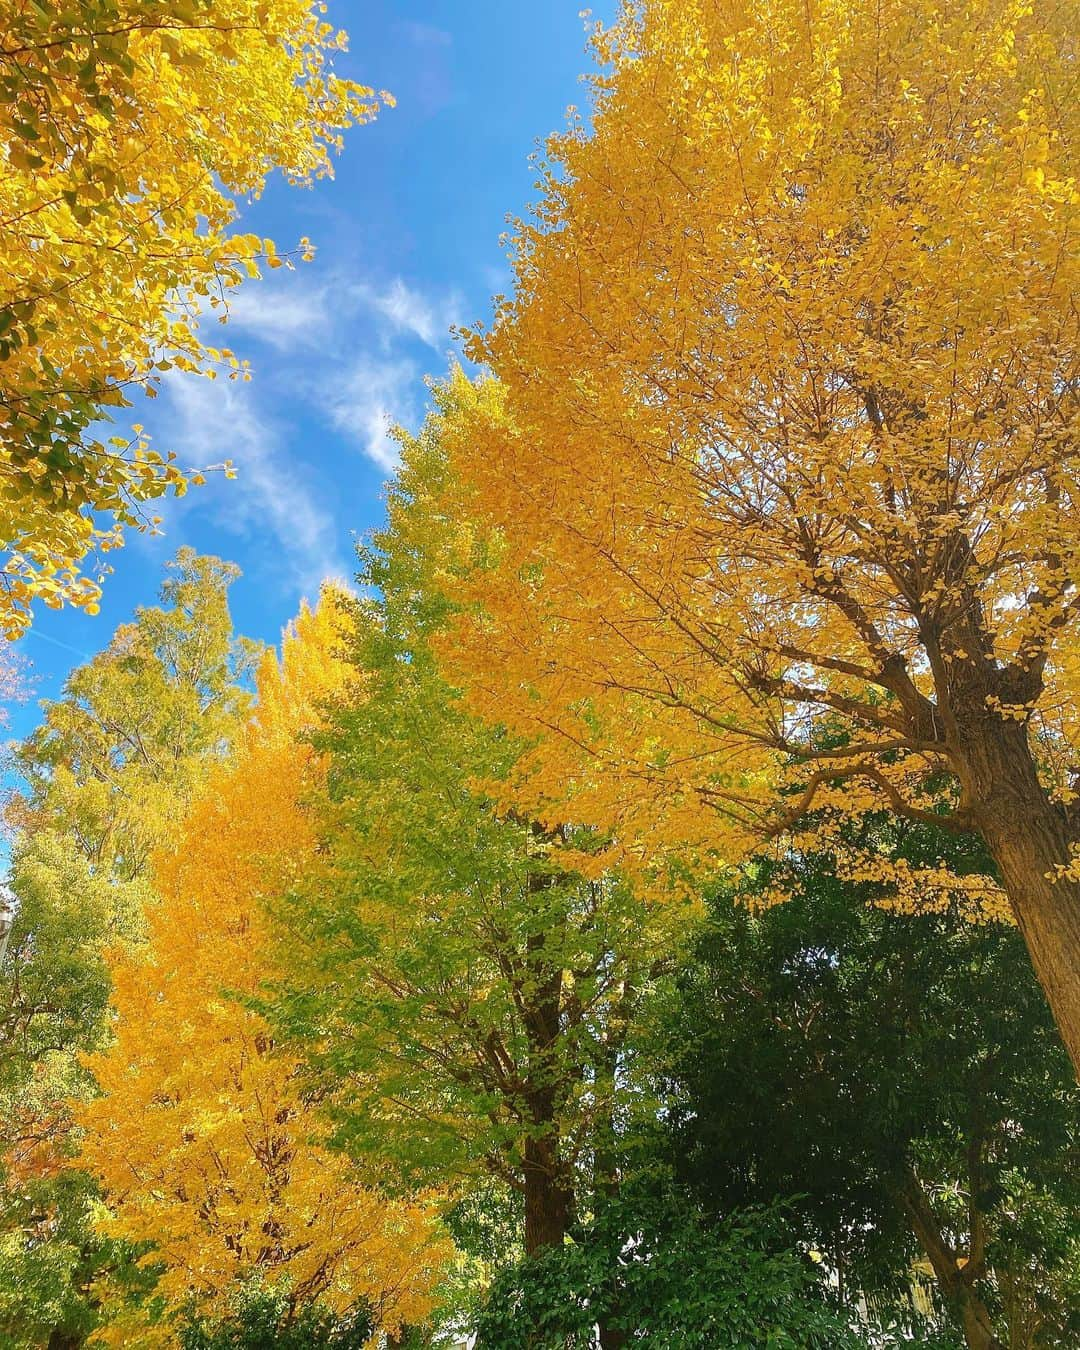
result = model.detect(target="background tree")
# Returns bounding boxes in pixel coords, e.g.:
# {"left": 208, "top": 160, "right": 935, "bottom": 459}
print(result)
{"left": 0, "top": 643, "right": 25, "bottom": 729}
{"left": 11, "top": 549, "right": 259, "bottom": 875}
{"left": 0, "top": 550, "right": 255, "bottom": 1349}
{"left": 658, "top": 833, "right": 1080, "bottom": 1350}
{"left": 0, "top": 0, "right": 383, "bottom": 633}
{"left": 78, "top": 597, "right": 449, "bottom": 1345}
{"left": 270, "top": 411, "right": 676, "bottom": 1264}
{"left": 472, "top": 1190, "right": 865, "bottom": 1350}
{"left": 441, "top": 0, "right": 1080, "bottom": 1069}
{"left": 179, "top": 1285, "right": 374, "bottom": 1350}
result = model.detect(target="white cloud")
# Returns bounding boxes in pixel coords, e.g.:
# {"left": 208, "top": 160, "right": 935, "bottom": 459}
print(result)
{"left": 174, "top": 271, "right": 458, "bottom": 490}
{"left": 350, "top": 277, "right": 461, "bottom": 352}
{"left": 217, "top": 271, "right": 461, "bottom": 358}
{"left": 164, "top": 373, "right": 347, "bottom": 597}
{"left": 319, "top": 276, "right": 460, "bottom": 471}
{"left": 326, "top": 356, "right": 422, "bottom": 473}
{"left": 215, "top": 278, "right": 332, "bottom": 351}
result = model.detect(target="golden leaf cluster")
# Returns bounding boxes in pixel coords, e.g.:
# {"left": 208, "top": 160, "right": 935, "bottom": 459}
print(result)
{"left": 79, "top": 596, "right": 449, "bottom": 1342}
{"left": 0, "top": 0, "right": 384, "bottom": 633}
{"left": 439, "top": 0, "right": 1078, "bottom": 927}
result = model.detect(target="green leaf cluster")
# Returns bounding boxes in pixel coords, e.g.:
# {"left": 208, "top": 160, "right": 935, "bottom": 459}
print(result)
{"left": 658, "top": 824, "right": 1080, "bottom": 1347}
{"left": 179, "top": 1285, "right": 374, "bottom": 1350}
{"left": 473, "top": 1190, "right": 863, "bottom": 1349}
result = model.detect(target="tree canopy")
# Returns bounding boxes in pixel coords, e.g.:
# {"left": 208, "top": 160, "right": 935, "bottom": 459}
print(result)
{"left": 661, "top": 835, "right": 1079, "bottom": 1350}
{"left": 1, "top": 2, "right": 1077, "bottom": 1345}
{"left": 270, "top": 410, "right": 676, "bottom": 1262}
{"left": 438, "top": 0, "right": 1080, "bottom": 1070}
{"left": 0, "top": 0, "right": 381, "bottom": 633}
{"left": 0, "top": 551, "right": 255, "bottom": 1348}
{"left": 78, "top": 597, "right": 449, "bottom": 1344}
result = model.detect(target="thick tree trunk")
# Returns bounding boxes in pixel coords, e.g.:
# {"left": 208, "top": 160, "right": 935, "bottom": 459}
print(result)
{"left": 957, "top": 1305, "right": 1006, "bottom": 1350}
{"left": 958, "top": 719, "right": 1080, "bottom": 1079}
{"left": 523, "top": 1131, "right": 573, "bottom": 1255}
{"left": 985, "top": 821, "right": 1080, "bottom": 1078}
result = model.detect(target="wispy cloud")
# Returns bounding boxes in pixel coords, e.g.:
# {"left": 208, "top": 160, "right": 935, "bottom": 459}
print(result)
{"left": 315, "top": 274, "right": 461, "bottom": 470}
{"left": 165, "top": 374, "right": 347, "bottom": 597}
{"left": 351, "top": 276, "right": 461, "bottom": 352}
{"left": 216, "top": 277, "right": 332, "bottom": 351}
{"left": 326, "top": 356, "right": 421, "bottom": 473}
{"left": 216, "top": 270, "right": 461, "bottom": 356}
{"left": 168, "top": 271, "right": 458, "bottom": 537}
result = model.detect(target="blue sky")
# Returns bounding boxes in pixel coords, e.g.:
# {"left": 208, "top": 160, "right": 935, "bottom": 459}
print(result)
{"left": 6, "top": 0, "right": 616, "bottom": 743}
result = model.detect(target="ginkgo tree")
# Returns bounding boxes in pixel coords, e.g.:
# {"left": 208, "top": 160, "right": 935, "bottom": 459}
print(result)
{"left": 0, "top": 0, "right": 383, "bottom": 635}
{"left": 441, "top": 0, "right": 1080, "bottom": 1071}
{"left": 78, "top": 597, "right": 450, "bottom": 1346}
{"left": 0, "top": 551, "right": 257, "bottom": 1348}
{"left": 270, "top": 407, "right": 675, "bottom": 1268}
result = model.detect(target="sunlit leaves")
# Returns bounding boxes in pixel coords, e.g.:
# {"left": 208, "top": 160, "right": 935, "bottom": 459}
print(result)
{"left": 0, "top": 0, "right": 384, "bottom": 633}
{"left": 77, "top": 596, "right": 449, "bottom": 1341}
{"left": 439, "top": 1, "right": 1080, "bottom": 1049}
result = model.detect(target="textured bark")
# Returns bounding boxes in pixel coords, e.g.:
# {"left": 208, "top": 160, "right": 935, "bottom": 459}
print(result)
{"left": 958, "top": 1305, "right": 1007, "bottom": 1350}
{"left": 911, "top": 558, "right": 1080, "bottom": 1080}
{"left": 955, "top": 717, "right": 1080, "bottom": 1080}
{"left": 523, "top": 1130, "right": 573, "bottom": 1255}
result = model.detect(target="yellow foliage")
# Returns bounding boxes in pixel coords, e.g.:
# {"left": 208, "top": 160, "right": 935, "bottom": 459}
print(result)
{"left": 441, "top": 0, "right": 1079, "bottom": 933}
{"left": 78, "top": 594, "right": 449, "bottom": 1341}
{"left": 0, "top": 1, "right": 384, "bottom": 634}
